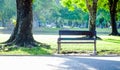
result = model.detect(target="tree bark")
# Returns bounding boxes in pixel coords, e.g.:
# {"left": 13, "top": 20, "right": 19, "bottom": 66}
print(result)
{"left": 86, "top": 0, "right": 98, "bottom": 32}
{"left": 4, "top": 0, "right": 38, "bottom": 47}
{"left": 109, "top": 0, "right": 120, "bottom": 35}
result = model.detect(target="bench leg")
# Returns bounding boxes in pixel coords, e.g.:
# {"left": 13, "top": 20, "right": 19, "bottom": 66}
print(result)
{"left": 58, "top": 43, "right": 61, "bottom": 54}
{"left": 93, "top": 42, "right": 97, "bottom": 55}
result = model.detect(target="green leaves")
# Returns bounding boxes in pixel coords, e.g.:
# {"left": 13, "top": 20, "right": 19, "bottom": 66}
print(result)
{"left": 98, "top": 0, "right": 109, "bottom": 11}
{"left": 60, "top": 0, "right": 74, "bottom": 11}
{"left": 60, "top": 0, "right": 88, "bottom": 12}
{"left": 60, "top": 0, "right": 71, "bottom": 7}
{"left": 0, "top": 0, "right": 16, "bottom": 21}
{"left": 59, "top": 8, "right": 81, "bottom": 20}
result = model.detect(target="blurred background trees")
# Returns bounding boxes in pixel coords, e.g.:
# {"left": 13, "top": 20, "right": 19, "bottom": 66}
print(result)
{"left": 0, "top": 0, "right": 120, "bottom": 34}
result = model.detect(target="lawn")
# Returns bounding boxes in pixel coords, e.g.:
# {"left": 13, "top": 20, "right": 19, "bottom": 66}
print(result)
{"left": 0, "top": 28, "right": 120, "bottom": 55}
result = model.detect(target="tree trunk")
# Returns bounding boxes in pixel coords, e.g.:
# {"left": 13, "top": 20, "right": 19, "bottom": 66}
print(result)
{"left": 4, "top": 0, "right": 38, "bottom": 47}
{"left": 86, "top": 0, "right": 98, "bottom": 32}
{"left": 109, "top": 0, "right": 119, "bottom": 35}
{"left": 89, "top": 12, "right": 96, "bottom": 32}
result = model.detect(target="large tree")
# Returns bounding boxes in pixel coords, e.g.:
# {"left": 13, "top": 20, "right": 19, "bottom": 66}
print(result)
{"left": 98, "top": 0, "right": 120, "bottom": 35}
{"left": 108, "top": 0, "right": 120, "bottom": 35}
{"left": 4, "top": 0, "right": 41, "bottom": 47}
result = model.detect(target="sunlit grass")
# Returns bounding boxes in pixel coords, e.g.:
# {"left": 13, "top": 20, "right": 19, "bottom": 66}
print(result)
{"left": 0, "top": 35, "right": 120, "bottom": 55}
{"left": 0, "top": 28, "right": 120, "bottom": 55}
{"left": 0, "top": 47, "right": 52, "bottom": 55}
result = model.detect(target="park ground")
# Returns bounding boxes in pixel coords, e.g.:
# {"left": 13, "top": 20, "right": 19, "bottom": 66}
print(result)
{"left": 0, "top": 27, "right": 120, "bottom": 56}
{"left": 0, "top": 56, "right": 120, "bottom": 70}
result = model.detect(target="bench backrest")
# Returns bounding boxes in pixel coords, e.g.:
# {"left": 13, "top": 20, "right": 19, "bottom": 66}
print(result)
{"left": 59, "top": 30, "right": 96, "bottom": 36}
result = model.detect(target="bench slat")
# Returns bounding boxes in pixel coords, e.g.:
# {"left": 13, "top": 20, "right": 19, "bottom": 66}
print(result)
{"left": 58, "top": 42, "right": 95, "bottom": 44}
{"left": 58, "top": 38, "right": 95, "bottom": 40}
{"left": 59, "top": 30, "right": 96, "bottom": 36}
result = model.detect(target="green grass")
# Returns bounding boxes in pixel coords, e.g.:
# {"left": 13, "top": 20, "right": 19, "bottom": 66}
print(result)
{"left": 0, "top": 28, "right": 120, "bottom": 55}
{"left": 1, "top": 35, "right": 120, "bottom": 55}
{"left": 0, "top": 47, "right": 52, "bottom": 55}
{"left": 33, "top": 27, "right": 120, "bottom": 35}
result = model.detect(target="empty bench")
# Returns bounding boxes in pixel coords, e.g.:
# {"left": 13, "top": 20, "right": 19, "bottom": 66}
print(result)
{"left": 57, "top": 30, "right": 97, "bottom": 55}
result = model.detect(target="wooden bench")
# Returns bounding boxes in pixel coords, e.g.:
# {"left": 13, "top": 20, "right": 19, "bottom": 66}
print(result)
{"left": 57, "top": 30, "right": 97, "bottom": 55}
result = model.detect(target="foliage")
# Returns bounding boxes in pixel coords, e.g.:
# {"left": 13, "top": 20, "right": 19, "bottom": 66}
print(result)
{"left": 117, "top": 1, "right": 120, "bottom": 21}
{"left": 2, "top": 0, "right": 16, "bottom": 19}
{"left": 59, "top": 8, "right": 81, "bottom": 20}
{"left": 0, "top": 0, "right": 16, "bottom": 27}
{"left": 96, "top": 9, "right": 110, "bottom": 27}
{"left": 0, "top": 0, "right": 119, "bottom": 28}
{"left": 11, "top": 18, "right": 16, "bottom": 25}
{"left": 60, "top": 0, "right": 120, "bottom": 29}
{"left": 97, "top": 0, "right": 120, "bottom": 20}
{"left": 60, "top": 0, "right": 87, "bottom": 11}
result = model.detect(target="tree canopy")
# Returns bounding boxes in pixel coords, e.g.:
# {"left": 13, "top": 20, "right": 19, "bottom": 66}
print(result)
{"left": 0, "top": 0, "right": 119, "bottom": 29}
